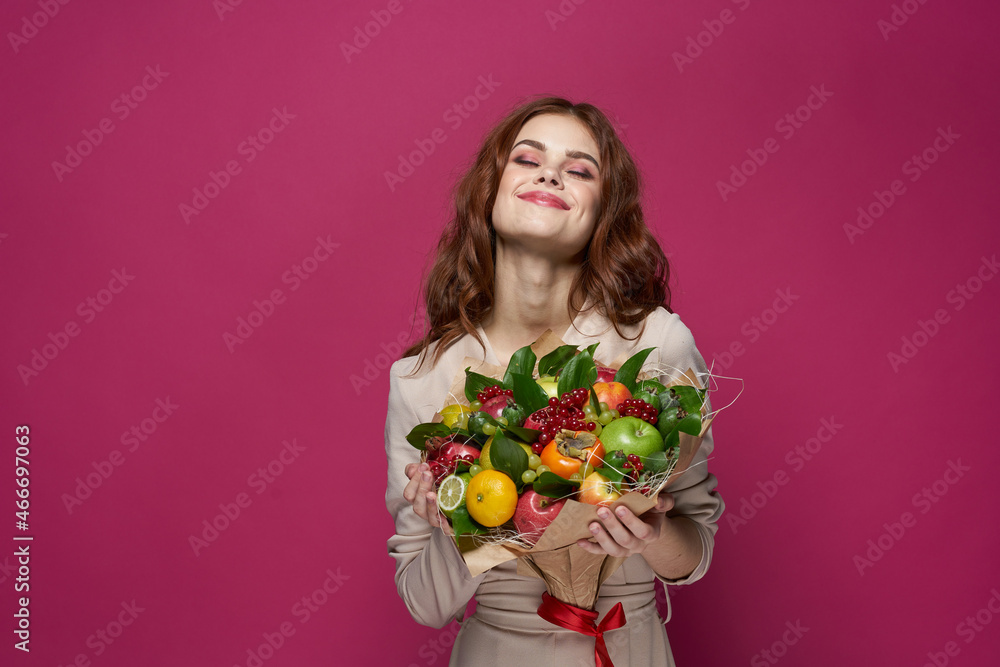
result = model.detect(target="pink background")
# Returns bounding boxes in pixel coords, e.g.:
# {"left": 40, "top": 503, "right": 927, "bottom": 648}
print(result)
{"left": 2, "top": 0, "right": 999, "bottom": 665}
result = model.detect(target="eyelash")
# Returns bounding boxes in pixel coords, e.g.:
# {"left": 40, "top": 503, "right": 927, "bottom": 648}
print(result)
{"left": 513, "top": 157, "right": 594, "bottom": 180}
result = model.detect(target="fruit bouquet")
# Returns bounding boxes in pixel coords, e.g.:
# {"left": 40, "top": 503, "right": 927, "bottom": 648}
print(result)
{"left": 405, "top": 330, "right": 716, "bottom": 666}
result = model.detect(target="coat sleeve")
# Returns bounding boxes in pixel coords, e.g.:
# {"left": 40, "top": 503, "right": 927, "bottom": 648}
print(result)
{"left": 384, "top": 360, "right": 486, "bottom": 628}
{"left": 649, "top": 315, "right": 725, "bottom": 586}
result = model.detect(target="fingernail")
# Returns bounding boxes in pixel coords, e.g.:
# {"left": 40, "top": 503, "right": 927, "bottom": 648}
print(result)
{"left": 616, "top": 507, "right": 628, "bottom": 517}
{"left": 590, "top": 524, "right": 600, "bottom": 535}
{"left": 598, "top": 508, "right": 610, "bottom": 519}
{"left": 422, "top": 472, "right": 432, "bottom": 482}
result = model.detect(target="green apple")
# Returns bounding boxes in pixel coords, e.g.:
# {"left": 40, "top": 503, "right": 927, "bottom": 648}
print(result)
{"left": 536, "top": 375, "right": 558, "bottom": 399}
{"left": 599, "top": 416, "right": 664, "bottom": 458}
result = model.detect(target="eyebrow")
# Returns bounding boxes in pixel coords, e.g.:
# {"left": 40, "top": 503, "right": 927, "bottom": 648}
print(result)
{"left": 512, "top": 139, "right": 601, "bottom": 172}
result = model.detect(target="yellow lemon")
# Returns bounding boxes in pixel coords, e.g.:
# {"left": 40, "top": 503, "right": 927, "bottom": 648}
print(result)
{"left": 479, "top": 436, "right": 533, "bottom": 471}
{"left": 439, "top": 404, "right": 473, "bottom": 428}
{"left": 466, "top": 470, "right": 518, "bottom": 527}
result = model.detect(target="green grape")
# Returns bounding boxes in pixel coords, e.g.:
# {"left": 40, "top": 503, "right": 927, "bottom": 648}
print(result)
{"left": 598, "top": 410, "right": 614, "bottom": 425}
{"left": 582, "top": 405, "right": 597, "bottom": 418}
{"left": 599, "top": 402, "right": 609, "bottom": 413}
{"left": 580, "top": 462, "right": 594, "bottom": 479}
{"left": 528, "top": 454, "right": 541, "bottom": 469}
{"left": 470, "top": 400, "right": 482, "bottom": 411}
{"left": 482, "top": 423, "right": 497, "bottom": 435}
{"left": 568, "top": 472, "right": 583, "bottom": 482}
{"left": 590, "top": 422, "right": 602, "bottom": 437}
{"left": 536, "top": 465, "right": 551, "bottom": 476}
{"left": 469, "top": 464, "right": 483, "bottom": 477}
{"left": 521, "top": 470, "right": 537, "bottom": 484}
{"left": 497, "top": 416, "right": 509, "bottom": 427}
{"left": 458, "top": 415, "right": 469, "bottom": 430}
{"left": 609, "top": 409, "right": 620, "bottom": 420}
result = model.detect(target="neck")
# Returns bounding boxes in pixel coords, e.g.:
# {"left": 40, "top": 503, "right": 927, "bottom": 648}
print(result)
{"left": 482, "top": 240, "right": 583, "bottom": 364}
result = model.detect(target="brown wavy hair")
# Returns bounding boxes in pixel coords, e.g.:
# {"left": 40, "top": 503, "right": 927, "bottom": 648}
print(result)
{"left": 402, "top": 96, "right": 672, "bottom": 374}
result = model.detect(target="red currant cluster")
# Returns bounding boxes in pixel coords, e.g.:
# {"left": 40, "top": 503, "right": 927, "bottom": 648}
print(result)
{"left": 477, "top": 385, "right": 513, "bottom": 403}
{"left": 622, "top": 455, "right": 654, "bottom": 493}
{"left": 622, "top": 453, "right": 645, "bottom": 473}
{"left": 530, "top": 389, "right": 597, "bottom": 453}
{"left": 618, "top": 399, "right": 658, "bottom": 425}
{"left": 427, "top": 453, "right": 476, "bottom": 482}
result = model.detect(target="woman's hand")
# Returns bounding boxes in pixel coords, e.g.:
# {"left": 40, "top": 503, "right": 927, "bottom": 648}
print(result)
{"left": 402, "top": 462, "right": 453, "bottom": 535}
{"left": 575, "top": 493, "right": 675, "bottom": 558}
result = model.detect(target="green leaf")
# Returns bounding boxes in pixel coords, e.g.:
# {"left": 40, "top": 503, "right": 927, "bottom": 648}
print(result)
{"left": 599, "top": 465, "right": 627, "bottom": 485}
{"left": 448, "top": 504, "right": 488, "bottom": 537}
{"left": 557, "top": 348, "right": 598, "bottom": 398}
{"left": 510, "top": 372, "right": 549, "bottom": 415}
{"left": 488, "top": 430, "right": 529, "bottom": 484}
{"left": 644, "top": 451, "right": 670, "bottom": 474}
{"left": 532, "top": 471, "right": 581, "bottom": 499}
{"left": 503, "top": 346, "right": 537, "bottom": 389}
{"left": 613, "top": 347, "right": 656, "bottom": 393}
{"left": 405, "top": 423, "right": 452, "bottom": 450}
{"left": 503, "top": 424, "right": 541, "bottom": 444}
{"left": 465, "top": 367, "right": 499, "bottom": 403}
{"left": 539, "top": 345, "right": 579, "bottom": 376}
{"left": 662, "top": 428, "right": 680, "bottom": 450}
{"left": 589, "top": 386, "right": 601, "bottom": 414}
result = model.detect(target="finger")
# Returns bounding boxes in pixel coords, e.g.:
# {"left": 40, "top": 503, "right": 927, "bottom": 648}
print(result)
{"left": 424, "top": 491, "right": 442, "bottom": 528}
{"left": 585, "top": 521, "right": 628, "bottom": 557}
{"left": 411, "top": 469, "right": 434, "bottom": 519}
{"left": 612, "top": 505, "right": 657, "bottom": 542}
{"left": 401, "top": 463, "right": 426, "bottom": 503}
{"left": 657, "top": 493, "right": 675, "bottom": 513}
{"left": 602, "top": 506, "right": 650, "bottom": 547}
{"left": 575, "top": 537, "right": 605, "bottom": 555}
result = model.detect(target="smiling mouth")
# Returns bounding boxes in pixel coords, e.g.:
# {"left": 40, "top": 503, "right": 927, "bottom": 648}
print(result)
{"left": 517, "top": 192, "right": 570, "bottom": 210}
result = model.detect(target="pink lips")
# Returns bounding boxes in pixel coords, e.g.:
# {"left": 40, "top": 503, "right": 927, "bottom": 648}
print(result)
{"left": 517, "top": 191, "right": 570, "bottom": 210}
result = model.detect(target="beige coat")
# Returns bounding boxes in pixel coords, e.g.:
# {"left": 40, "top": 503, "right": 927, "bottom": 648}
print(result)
{"left": 385, "top": 307, "right": 724, "bottom": 666}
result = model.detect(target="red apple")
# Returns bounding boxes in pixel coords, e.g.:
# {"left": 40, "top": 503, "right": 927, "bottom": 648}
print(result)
{"left": 600, "top": 416, "right": 664, "bottom": 458}
{"left": 592, "top": 381, "right": 632, "bottom": 411}
{"left": 513, "top": 490, "right": 566, "bottom": 545}
{"left": 579, "top": 471, "right": 621, "bottom": 506}
{"left": 480, "top": 394, "right": 513, "bottom": 419}
{"left": 596, "top": 366, "right": 617, "bottom": 383}
{"left": 435, "top": 440, "right": 481, "bottom": 462}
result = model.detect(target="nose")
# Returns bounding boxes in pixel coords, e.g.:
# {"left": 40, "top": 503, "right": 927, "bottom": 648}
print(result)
{"left": 533, "top": 164, "right": 562, "bottom": 187}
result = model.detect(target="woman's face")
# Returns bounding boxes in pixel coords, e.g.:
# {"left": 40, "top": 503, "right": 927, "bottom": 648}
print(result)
{"left": 491, "top": 113, "right": 603, "bottom": 261}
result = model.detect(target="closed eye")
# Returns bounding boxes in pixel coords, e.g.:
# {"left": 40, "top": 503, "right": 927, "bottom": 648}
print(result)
{"left": 513, "top": 157, "right": 594, "bottom": 180}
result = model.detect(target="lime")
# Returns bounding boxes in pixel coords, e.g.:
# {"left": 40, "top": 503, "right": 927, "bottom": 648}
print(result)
{"left": 437, "top": 473, "right": 470, "bottom": 518}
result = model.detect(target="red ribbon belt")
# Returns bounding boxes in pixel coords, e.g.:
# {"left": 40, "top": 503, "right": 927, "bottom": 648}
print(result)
{"left": 537, "top": 592, "right": 627, "bottom": 667}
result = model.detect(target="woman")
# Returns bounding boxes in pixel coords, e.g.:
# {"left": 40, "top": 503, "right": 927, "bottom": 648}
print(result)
{"left": 385, "top": 96, "right": 723, "bottom": 666}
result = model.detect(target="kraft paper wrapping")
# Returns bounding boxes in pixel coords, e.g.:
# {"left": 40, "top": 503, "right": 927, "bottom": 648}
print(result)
{"left": 436, "top": 330, "right": 712, "bottom": 610}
